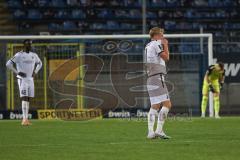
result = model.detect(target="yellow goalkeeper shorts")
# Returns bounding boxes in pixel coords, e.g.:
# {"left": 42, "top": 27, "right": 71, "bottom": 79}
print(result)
{"left": 202, "top": 79, "right": 220, "bottom": 95}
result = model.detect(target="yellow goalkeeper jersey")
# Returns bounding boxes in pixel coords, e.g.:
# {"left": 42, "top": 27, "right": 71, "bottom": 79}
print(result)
{"left": 206, "top": 64, "right": 225, "bottom": 81}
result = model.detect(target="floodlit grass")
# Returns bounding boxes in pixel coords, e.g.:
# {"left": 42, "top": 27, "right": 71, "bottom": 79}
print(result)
{"left": 0, "top": 117, "right": 240, "bottom": 160}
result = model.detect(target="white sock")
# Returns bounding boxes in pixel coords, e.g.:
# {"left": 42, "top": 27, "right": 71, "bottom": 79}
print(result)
{"left": 156, "top": 106, "right": 169, "bottom": 133}
{"left": 22, "top": 101, "right": 28, "bottom": 120}
{"left": 26, "top": 101, "right": 29, "bottom": 120}
{"left": 148, "top": 108, "right": 158, "bottom": 133}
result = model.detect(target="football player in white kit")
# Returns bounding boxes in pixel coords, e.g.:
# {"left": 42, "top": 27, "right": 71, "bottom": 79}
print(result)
{"left": 6, "top": 39, "right": 42, "bottom": 126}
{"left": 145, "top": 27, "right": 172, "bottom": 139}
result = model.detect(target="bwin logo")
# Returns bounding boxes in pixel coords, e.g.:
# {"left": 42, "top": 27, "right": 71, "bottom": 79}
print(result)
{"left": 213, "top": 59, "right": 240, "bottom": 77}
{"left": 225, "top": 63, "right": 240, "bottom": 77}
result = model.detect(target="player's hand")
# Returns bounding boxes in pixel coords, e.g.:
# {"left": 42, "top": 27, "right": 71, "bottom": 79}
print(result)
{"left": 209, "top": 84, "right": 215, "bottom": 93}
{"left": 220, "top": 82, "right": 224, "bottom": 90}
{"left": 161, "top": 38, "right": 168, "bottom": 45}
{"left": 32, "top": 72, "right": 36, "bottom": 78}
{"left": 18, "top": 72, "right": 26, "bottom": 78}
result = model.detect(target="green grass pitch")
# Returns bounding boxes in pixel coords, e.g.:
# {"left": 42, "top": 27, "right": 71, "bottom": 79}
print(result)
{"left": 0, "top": 117, "right": 240, "bottom": 160}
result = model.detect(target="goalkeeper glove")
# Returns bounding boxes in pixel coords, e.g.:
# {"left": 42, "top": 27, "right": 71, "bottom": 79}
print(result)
{"left": 220, "top": 82, "right": 224, "bottom": 90}
{"left": 209, "top": 84, "right": 215, "bottom": 93}
{"left": 17, "top": 72, "right": 26, "bottom": 78}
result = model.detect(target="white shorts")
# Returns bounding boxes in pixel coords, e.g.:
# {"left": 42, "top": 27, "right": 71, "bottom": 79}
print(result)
{"left": 17, "top": 78, "right": 34, "bottom": 98}
{"left": 147, "top": 74, "right": 170, "bottom": 105}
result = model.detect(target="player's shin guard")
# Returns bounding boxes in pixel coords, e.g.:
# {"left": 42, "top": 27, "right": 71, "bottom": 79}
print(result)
{"left": 201, "top": 96, "right": 208, "bottom": 117}
{"left": 214, "top": 96, "right": 220, "bottom": 117}
{"left": 148, "top": 108, "right": 158, "bottom": 133}
{"left": 156, "top": 106, "right": 169, "bottom": 133}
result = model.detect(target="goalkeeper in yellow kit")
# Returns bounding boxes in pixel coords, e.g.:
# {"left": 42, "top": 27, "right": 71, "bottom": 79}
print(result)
{"left": 201, "top": 62, "right": 225, "bottom": 118}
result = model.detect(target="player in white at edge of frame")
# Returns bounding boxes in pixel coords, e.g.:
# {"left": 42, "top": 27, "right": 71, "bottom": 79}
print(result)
{"left": 6, "top": 39, "right": 42, "bottom": 126}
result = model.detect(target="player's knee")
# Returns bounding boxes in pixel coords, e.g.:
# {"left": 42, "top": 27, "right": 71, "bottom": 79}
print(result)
{"left": 213, "top": 93, "right": 220, "bottom": 97}
{"left": 162, "top": 100, "right": 172, "bottom": 109}
{"left": 167, "top": 101, "right": 172, "bottom": 109}
{"left": 202, "top": 94, "right": 208, "bottom": 98}
{"left": 166, "top": 103, "right": 172, "bottom": 109}
{"left": 151, "top": 103, "right": 161, "bottom": 110}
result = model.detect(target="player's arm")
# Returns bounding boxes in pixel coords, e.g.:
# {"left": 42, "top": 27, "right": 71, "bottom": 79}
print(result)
{"left": 205, "top": 65, "right": 214, "bottom": 83}
{"left": 6, "top": 54, "right": 26, "bottom": 77}
{"left": 160, "top": 38, "right": 169, "bottom": 61}
{"left": 204, "top": 71, "right": 210, "bottom": 84}
{"left": 34, "top": 54, "right": 42, "bottom": 74}
{"left": 204, "top": 71, "right": 215, "bottom": 93}
{"left": 219, "top": 69, "right": 225, "bottom": 88}
{"left": 205, "top": 65, "right": 215, "bottom": 92}
{"left": 155, "top": 39, "right": 169, "bottom": 61}
{"left": 6, "top": 59, "right": 18, "bottom": 74}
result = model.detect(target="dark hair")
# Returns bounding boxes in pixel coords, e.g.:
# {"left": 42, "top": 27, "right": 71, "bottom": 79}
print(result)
{"left": 23, "top": 39, "right": 32, "bottom": 44}
{"left": 218, "top": 62, "right": 224, "bottom": 70}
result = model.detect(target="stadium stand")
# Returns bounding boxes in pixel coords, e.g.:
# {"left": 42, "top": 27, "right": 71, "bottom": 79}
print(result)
{"left": 3, "top": 0, "right": 240, "bottom": 54}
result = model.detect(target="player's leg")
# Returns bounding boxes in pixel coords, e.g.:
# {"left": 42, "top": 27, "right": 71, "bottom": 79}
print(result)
{"left": 21, "top": 96, "right": 30, "bottom": 125}
{"left": 201, "top": 80, "right": 209, "bottom": 117}
{"left": 25, "top": 79, "right": 35, "bottom": 125}
{"left": 146, "top": 75, "right": 162, "bottom": 139}
{"left": 147, "top": 103, "right": 160, "bottom": 138}
{"left": 149, "top": 75, "right": 171, "bottom": 139}
{"left": 212, "top": 81, "right": 220, "bottom": 118}
{"left": 147, "top": 75, "right": 171, "bottom": 139}
{"left": 155, "top": 100, "right": 171, "bottom": 139}
{"left": 18, "top": 79, "right": 27, "bottom": 125}
{"left": 18, "top": 79, "right": 32, "bottom": 125}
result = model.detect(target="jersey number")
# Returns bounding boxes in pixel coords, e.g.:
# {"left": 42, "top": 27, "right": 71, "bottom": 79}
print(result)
{"left": 21, "top": 90, "right": 27, "bottom": 95}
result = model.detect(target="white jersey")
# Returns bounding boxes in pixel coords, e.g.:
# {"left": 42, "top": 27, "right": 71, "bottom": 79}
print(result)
{"left": 10, "top": 51, "right": 42, "bottom": 78}
{"left": 145, "top": 40, "right": 167, "bottom": 76}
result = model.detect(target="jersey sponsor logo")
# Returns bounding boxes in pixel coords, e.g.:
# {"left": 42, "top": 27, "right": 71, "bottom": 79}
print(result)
{"left": 23, "top": 60, "right": 34, "bottom": 64}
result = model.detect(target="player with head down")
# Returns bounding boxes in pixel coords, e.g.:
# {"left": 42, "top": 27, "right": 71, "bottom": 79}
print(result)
{"left": 145, "top": 27, "right": 171, "bottom": 139}
{"left": 6, "top": 39, "right": 42, "bottom": 125}
{"left": 201, "top": 62, "right": 225, "bottom": 118}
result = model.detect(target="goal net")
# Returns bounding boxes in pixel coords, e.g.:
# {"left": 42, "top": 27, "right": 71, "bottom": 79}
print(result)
{"left": 1, "top": 34, "right": 213, "bottom": 118}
